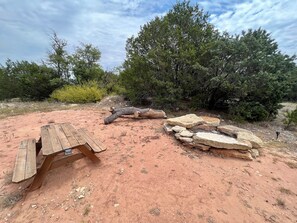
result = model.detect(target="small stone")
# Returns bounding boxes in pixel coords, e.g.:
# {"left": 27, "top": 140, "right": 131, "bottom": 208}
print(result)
{"left": 250, "top": 149, "right": 260, "bottom": 158}
{"left": 175, "top": 133, "right": 181, "bottom": 139}
{"left": 172, "top": 126, "right": 186, "bottom": 133}
{"left": 180, "top": 130, "right": 194, "bottom": 138}
{"left": 64, "top": 207, "right": 69, "bottom": 211}
{"left": 31, "top": 204, "right": 37, "bottom": 208}
{"left": 114, "top": 203, "right": 119, "bottom": 208}
{"left": 163, "top": 124, "right": 173, "bottom": 134}
{"left": 179, "top": 137, "right": 193, "bottom": 143}
{"left": 194, "top": 144, "right": 211, "bottom": 151}
{"left": 78, "top": 195, "right": 85, "bottom": 199}
{"left": 118, "top": 168, "right": 124, "bottom": 175}
{"left": 149, "top": 207, "right": 161, "bottom": 216}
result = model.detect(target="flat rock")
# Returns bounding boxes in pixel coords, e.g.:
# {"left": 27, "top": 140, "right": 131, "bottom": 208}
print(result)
{"left": 175, "top": 133, "right": 180, "bottom": 138}
{"left": 194, "top": 144, "right": 211, "bottom": 151}
{"left": 163, "top": 123, "right": 173, "bottom": 134}
{"left": 179, "top": 137, "right": 193, "bottom": 143}
{"left": 217, "top": 125, "right": 252, "bottom": 137}
{"left": 210, "top": 149, "right": 253, "bottom": 161}
{"left": 172, "top": 126, "right": 187, "bottom": 133}
{"left": 180, "top": 130, "right": 194, "bottom": 138}
{"left": 250, "top": 149, "right": 260, "bottom": 158}
{"left": 237, "top": 132, "right": 263, "bottom": 149}
{"left": 193, "top": 132, "right": 252, "bottom": 150}
{"left": 167, "top": 114, "right": 205, "bottom": 128}
{"left": 191, "top": 124, "right": 217, "bottom": 132}
{"left": 200, "top": 116, "right": 220, "bottom": 126}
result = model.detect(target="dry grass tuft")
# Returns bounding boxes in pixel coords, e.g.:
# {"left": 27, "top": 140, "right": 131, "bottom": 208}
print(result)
{"left": 276, "top": 198, "right": 286, "bottom": 208}
{"left": 0, "top": 192, "right": 23, "bottom": 208}
{"left": 285, "top": 161, "right": 297, "bottom": 169}
{"left": 279, "top": 187, "right": 294, "bottom": 195}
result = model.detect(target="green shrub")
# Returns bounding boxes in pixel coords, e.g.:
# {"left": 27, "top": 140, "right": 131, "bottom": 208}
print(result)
{"left": 229, "top": 102, "right": 269, "bottom": 122}
{"left": 283, "top": 107, "right": 297, "bottom": 129}
{"left": 50, "top": 82, "right": 105, "bottom": 103}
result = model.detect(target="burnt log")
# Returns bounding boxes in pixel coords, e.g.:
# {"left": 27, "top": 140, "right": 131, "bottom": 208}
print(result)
{"left": 104, "top": 107, "right": 167, "bottom": 124}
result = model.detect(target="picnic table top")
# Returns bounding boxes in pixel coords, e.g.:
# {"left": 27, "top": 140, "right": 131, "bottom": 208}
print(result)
{"left": 41, "top": 123, "right": 106, "bottom": 155}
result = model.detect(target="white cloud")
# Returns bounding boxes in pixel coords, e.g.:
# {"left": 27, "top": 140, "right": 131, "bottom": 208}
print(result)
{"left": 0, "top": 0, "right": 296, "bottom": 69}
{"left": 209, "top": 0, "right": 297, "bottom": 56}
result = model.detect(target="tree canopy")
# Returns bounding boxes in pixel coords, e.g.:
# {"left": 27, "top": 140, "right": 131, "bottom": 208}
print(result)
{"left": 121, "top": 1, "right": 297, "bottom": 121}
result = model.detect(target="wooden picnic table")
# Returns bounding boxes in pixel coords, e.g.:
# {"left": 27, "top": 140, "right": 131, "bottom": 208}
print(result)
{"left": 12, "top": 123, "right": 106, "bottom": 191}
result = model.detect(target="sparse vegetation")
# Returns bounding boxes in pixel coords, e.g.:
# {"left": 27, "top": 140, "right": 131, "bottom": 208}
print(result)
{"left": 279, "top": 187, "right": 294, "bottom": 195}
{"left": 0, "top": 102, "right": 78, "bottom": 119}
{"left": 276, "top": 198, "right": 286, "bottom": 208}
{"left": 283, "top": 107, "right": 297, "bottom": 129}
{"left": 0, "top": 192, "right": 23, "bottom": 208}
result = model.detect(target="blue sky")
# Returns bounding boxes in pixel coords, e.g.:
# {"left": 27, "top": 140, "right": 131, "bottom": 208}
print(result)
{"left": 0, "top": 0, "right": 296, "bottom": 70}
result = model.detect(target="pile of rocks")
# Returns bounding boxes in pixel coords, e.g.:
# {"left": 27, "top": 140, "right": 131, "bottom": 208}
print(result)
{"left": 164, "top": 114, "right": 263, "bottom": 161}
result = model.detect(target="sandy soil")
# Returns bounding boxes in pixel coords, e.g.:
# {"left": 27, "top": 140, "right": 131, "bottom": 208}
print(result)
{"left": 0, "top": 107, "right": 297, "bottom": 223}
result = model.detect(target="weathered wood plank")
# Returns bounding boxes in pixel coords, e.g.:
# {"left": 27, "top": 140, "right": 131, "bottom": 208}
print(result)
{"left": 24, "top": 139, "right": 37, "bottom": 179}
{"left": 65, "top": 124, "right": 86, "bottom": 145}
{"left": 12, "top": 140, "right": 27, "bottom": 182}
{"left": 60, "top": 123, "right": 80, "bottom": 147}
{"left": 78, "top": 128, "right": 107, "bottom": 153}
{"left": 41, "top": 125, "right": 54, "bottom": 155}
{"left": 54, "top": 124, "right": 72, "bottom": 149}
{"left": 48, "top": 125, "right": 63, "bottom": 153}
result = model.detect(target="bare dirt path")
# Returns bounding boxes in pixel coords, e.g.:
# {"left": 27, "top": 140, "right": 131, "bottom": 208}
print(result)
{"left": 0, "top": 108, "right": 296, "bottom": 222}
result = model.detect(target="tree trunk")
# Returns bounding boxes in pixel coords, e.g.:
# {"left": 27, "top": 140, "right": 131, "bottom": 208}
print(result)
{"left": 104, "top": 107, "right": 167, "bottom": 124}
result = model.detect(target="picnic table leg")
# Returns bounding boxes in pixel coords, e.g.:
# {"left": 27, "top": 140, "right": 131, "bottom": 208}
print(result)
{"left": 29, "top": 154, "right": 55, "bottom": 191}
{"left": 36, "top": 137, "right": 42, "bottom": 156}
{"left": 77, "top": 145, "right": 100, "bottom": 163}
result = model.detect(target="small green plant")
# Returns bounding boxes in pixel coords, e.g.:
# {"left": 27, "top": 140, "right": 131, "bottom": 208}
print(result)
{"left": 283, "top": 107, "right": 297, "bottom": 129}
{"left": 50, "top": 82, "right": 105, "bottom": 103}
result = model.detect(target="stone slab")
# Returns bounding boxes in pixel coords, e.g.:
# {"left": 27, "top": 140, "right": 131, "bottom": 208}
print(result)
{"left": 167, "top": 114, "right": 205, "bottom": 128}
{"left": 210, "top": 149, "right": 253, "bottom": 161}
{"left": 172, "top": 126, "right": 187, "bottom": 133}
{"left": 180, "top": 130, "right": 194, "bottom": 138}
{"left": 193, "top": 132, "right": 252, "bottom": 150}
{"left": 200, "top": 116, "right": 220, "bottom": 126}
{"left": 237, "top": 132, "right": 263, "bottom": 149}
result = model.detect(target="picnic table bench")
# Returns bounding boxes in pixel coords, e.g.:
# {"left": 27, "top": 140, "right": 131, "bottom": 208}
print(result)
{"left": 12, "top": 123, "right": 106, "bottom": 191}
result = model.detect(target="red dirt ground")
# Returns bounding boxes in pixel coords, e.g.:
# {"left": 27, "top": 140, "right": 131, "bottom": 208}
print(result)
{"left": 0, "top": 108, "right": 296, "bottom": 223}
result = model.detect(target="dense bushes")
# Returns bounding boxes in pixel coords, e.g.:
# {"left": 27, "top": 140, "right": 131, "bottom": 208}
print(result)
{"left": 50, "top": 82, "right": 105, "bottom": 103}
{"left": 121, "top": 1, "right": 297, "bottom": 121}
{"left": 0, "top": 60, "right": 65, "bottom": 101}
